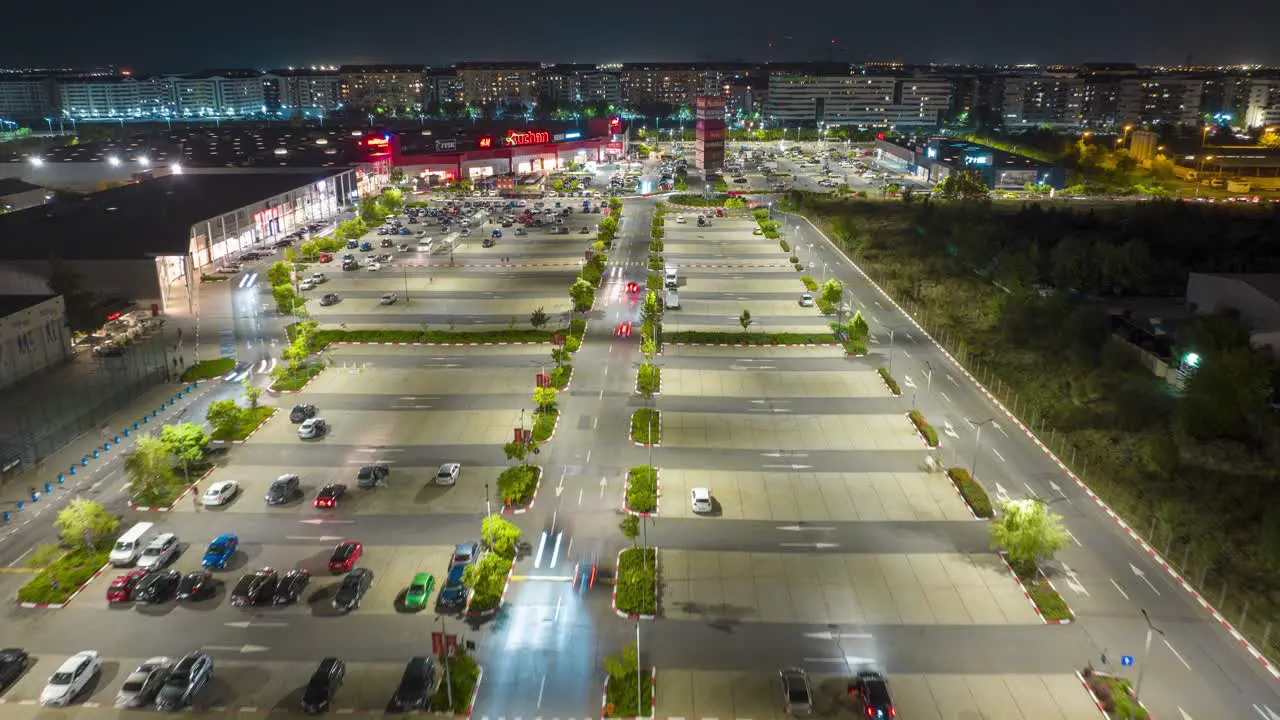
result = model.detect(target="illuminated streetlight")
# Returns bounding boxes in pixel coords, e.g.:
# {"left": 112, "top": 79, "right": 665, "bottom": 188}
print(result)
{"left": 29, "top": 157, "right": 44, "bottom": 167}
{"left": 107, "top": 156, "right": 121, "bottom": 167}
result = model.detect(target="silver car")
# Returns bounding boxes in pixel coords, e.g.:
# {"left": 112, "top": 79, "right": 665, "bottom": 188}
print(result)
{"left": 115, "top": 657, "right": 172, "bottom": 708}
{"left": 436, "top": 463, "right": 461, "bottom": 486}
{"left": 136, "top": 533, "right": 178, "bottom": 571}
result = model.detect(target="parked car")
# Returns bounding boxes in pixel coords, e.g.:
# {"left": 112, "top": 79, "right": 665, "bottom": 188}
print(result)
{"left": 355, "top": 464, "right": 389, "bottom": 488}
{"left": 332, "top": 567, "right": 373, "bottom": 611}
{"left": 40, "top": 651, "right": 100, "bottom": 707}
{"left": 230, "top": 568, "right": 279, "bottom": 607}
{"left": 290, "top": 403, "right": 318, "bottom": 423}
{"left": 779, "top": 667, "right": 813, "bottom": 716}
{"left": 132, "top": 570, "right": 181, "bottom": 604}
{"left": 176, "top": 571, "right": 216, "bottom": 601}
{"left": 298, "top": 418, "right": 327, "bottom": 439}
{"left": 848, "top": 670, "right": 896, "bottom": 719}
{"left": 107, "top": 570, "right": 147, "bottom": 603}
{"left": 319, "top": 293, "right": 341, "bottom": 306}
{"left": 380, "top": 293, "right": 398, "bottom": 305}
{"left": 313, "top": 483, "right": 346, "bottom": 509}
{"left": 201, "top": 480, "right": 239, "bottom": 507}
{"left": 389, "top": 657, "right": 438, "bottom": 711}
{"left": 154, "top": 652, "right": 212, "bottom": 711}
{"left": 115, "top": 656, "right": 172, "bottom": 708}
{"left": 435, "top": 463, "right": 461, "bottom": 486}
{"left": 273, "top": 569, "right": 311, "bottom": 605}
{"left": 799, "top": 293, "right": 815, "bottom": 307}
{"left": 691, "top": 487, "right": 713, "bottom": 513}
{"left": 404, "top": 572, "right": 436, "bottom": 610}
{"left": 266, "top": 474, "right": 301, "bottom": 504}
{"left": 328, "top": 541, "right": 363, "bottom": 573}
{"left": 302, "top": 658, "right": 346, "bottom": 715}
{"left": 136, "top": 533, "right": 179, "bottom": 571}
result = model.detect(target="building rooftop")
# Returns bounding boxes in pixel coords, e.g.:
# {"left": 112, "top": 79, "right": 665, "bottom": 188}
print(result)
{"left": 0, "top": 169, "right": 346, "bottom": 261}
{"left": 0, "top": 178, "right": 41, "bottom": 195}
{"left": 1202, "top": 273, "right": 1280, "bottom": 306}
{"left": 1, "top": 127, "right": 373, "bottom": 167}
{"left": 0, "top": 295, "right": 56, "bottom": 318}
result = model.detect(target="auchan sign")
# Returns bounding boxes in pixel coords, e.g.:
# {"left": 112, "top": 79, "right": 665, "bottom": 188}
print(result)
{"left": 503, "top": 129, "right": 550, "bottom": 146}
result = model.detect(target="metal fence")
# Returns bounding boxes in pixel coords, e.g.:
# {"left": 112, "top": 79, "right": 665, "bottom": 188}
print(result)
{"left": 0, "top": 332, "right": 169, "bottom": 480}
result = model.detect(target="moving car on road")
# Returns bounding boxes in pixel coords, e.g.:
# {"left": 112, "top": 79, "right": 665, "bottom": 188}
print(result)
{"left": 380, "top": 293, "right": 398, "bottom": 305}
{"left": 691, "top": 487, "right": 713, "bottom": 514}
{"left": 298, "top": 418, "right": 328, "bottom": 439}
{"left": 779, "top": 667, "right": 813, "bottom": 716}
{"left": 290, "top": 404, "right": 318, "bottom": 423}
{"left": 319, "top": 293, "right": 341, "bottom": 306}
{"left": 848, "top": 670, "right": 895, "bottom": 718}
{"left": 435, "top": 463, "right": 460, "bottom": 486}
{"left": 799, "top": 293, "right": 815, "bottom": 307}
{"left": 115, "top": 657, "right": 172, "bottom": 708}
{"left": 266, "top": 474, "right": 301, "bottom": 504}
{"left": 40, "top": 651, "right": 100, "bottom": 707}
{"left": 356, "top": 464, "right": 389, "bottom": 488}
{"left": 313, "top": 483, "right": 346, "bottom": 508}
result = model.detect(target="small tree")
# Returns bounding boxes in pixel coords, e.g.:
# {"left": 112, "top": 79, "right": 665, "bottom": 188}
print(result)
{"left": 533, "top": 386, "right": 558, "bottom": 412}
{"left": 55, "top": 498, "right": 119, "bottom": 549}
{"left": 820, "top": 279, "right": 843, "bottom": 306}
{"left": 569, "top": 278, "right": 595, "bottom": 312}
{"left": 990, "top": 498, "right": 1072, "bottom": 575}
{"left": 158, "top": 423, "right": 208, "bottom": 466}
{"left": 502, "top": 439, "right": 539, "bottom": 465}
{"left": 738, "top": 309, "right": 753, "bottom": 333}
{"left": 619, "top": 515, "right": 640, "bottom": 546}
{"left": 206, "top": 399, "right": 245, "bottom": 438}
{"left": 530, "top": 306, "right": 549, "bottom": 329}
{"left": 640, "top": 337, "right": 656, "bottom": 360}
{"left": 242, "top": 380, "right": 262, "bottom": 409}
{"left": 123, "top": 436, "right": 175, "bottom": 500}
{"left": 272, "top": 283, "right": 303, "bottom": 315}
{"left": 481, "top": 514, "right": 523, "bottom": 558}
{"left": 266, "top": 261, "right": 292, "bottom": 288}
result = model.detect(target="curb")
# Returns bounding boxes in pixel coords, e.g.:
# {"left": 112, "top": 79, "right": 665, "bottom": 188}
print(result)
{"left": 17, "top": 561, "right": 109, "bottom": 609}
{"left": 629, "top": 411, "right": 661, "bottom": 448}
{"left": 622, "top": 468, "right": 661, "bottom": 518}
{"left": 600, "top": 667, "right": 657, "bottom": 719}
{"left": 430, "top": 665, "right": 484, "bottom": 718}
{"left": 998, "top": 552, "right": 1074, "bottom": 625}
{"left": 553, "top": 366, "right": 574, "bottom": 392}
{"left": 1077, "top": 670, "right": 1150, "bottom": 720}
{"left": 634, "top": 369, "right": 661, "bottom": 397}
{"left": 130, "top": 466, "right": 217, "bottom": 512}
{"left": 877, "top": 370, "right": 902, "bottom": 397}
{"left": 209, "top": 408, "right": 278, "bottom": 446}
{"left": 537, "top": 410, "right": 561, "bottom": 443}
{"left": 501, "top": 466, "right": 542, "bottom": 516}
{"left": 611, "top": 547, "right": 659, "bottom": 621}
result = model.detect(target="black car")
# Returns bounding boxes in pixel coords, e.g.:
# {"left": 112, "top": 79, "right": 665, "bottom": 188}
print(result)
{"left": 314, "top": 484, "right": 346, "bottom": 509}
{"left": 266, "top": 475, "right": 301, "bottom": 504}
{"left": 848, "top": 670, "right": 895, "bottom": 718}
{"left": 332, "top": 567, "right": 373, "bottom": 611}
{"left": 132, "top": 569, "right": 181, "bottom": 604}
{"left": 274, "top": 569, "right": 311, "bottom": 605}
{"left": 481, "top": 238, "right": 495, "bottom": 248}
{"left": 290, "top": 404, "right": 318, "bottom": 423}
{"left": 230, "top": 568, "right": 279, "bottom": 607}
{"left": 380, "top": 238, "right": 395, "bottom": 247}
{"left": 177, "top": 571, "right": 215, "bottom": 601}
{"left": 0, "top": 648, "right": 28, "bottom": 690}
{"left": 355, "top": 464, "right": 389, "bottom": 489}
{"left": 302, "top": 657, "right": 345, "bottom": 715}
{"left": 390, "top": 657, "right": 437, "bottom": 711}
{"left": 320, "top": 292, "right": 341, "bottom": 305}
{"left": 155, "top": 652, "right": 212, "bottom": 711}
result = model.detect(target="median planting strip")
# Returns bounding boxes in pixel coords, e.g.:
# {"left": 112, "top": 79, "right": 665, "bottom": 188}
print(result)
{"left": 209, "top": 407, "right": 277, "bottom": 444}
{"left": 131, "top": 466, "right": 216, "bottom": 512}
{"left": 498, "top": 465, "right": 542, "bottom": 515}
{"left": 612, "top": 547, "right": 658, "bottom": 620}
{"left": 945, "top": 467, "right": 993, "bottom": 520}
{"left": 664, "top": 330, "right": 838, "bottom": 347}
{"left": 1079, "top": 668, "right": 1150, "bottom": 720}
{"left": 623, "top": 466, "right": 660, "bottom": 517}
{"left": 907, "top": 409, "right": 940, "bottom": 448}
{"left": 601, "top": 667, "right": 656, "bottom": 720}
{"left": 877, "top": 367, "right": 901, "bottom": 396}
{"left": 629, "top": 409, "right": 661, "bottom": 447}
{"left": 16, "top": 545, "right": 112, "bottom": 609}
{"left": 999, "top": 552, "right": 1074, "bottom": 625}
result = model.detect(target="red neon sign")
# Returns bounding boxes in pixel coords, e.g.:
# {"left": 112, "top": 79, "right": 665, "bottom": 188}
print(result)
{"left": 609, "top": 116, "right": 621, "bottom": 129}
{"left": 106, "top": 312, "right": 122, "bottom": 321}
{"left": 366, "top": 136, "right": 389, "bottom": 148}
{"left": 503, "top": 129, "right": 550, "bottom": 146}
{"left": 478, "top": 137, "right": 493, "bottom": 149}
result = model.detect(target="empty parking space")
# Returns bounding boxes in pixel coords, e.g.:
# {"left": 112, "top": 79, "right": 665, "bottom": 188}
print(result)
{"left": 664, "top": 242, "right": 781, "bottom": 257}
{"left": 674, "top": 277, "right": 809, "bottom": 293}
{"left": 307, "top": 296, "right": 571, "bottom": 320}
{"left": 661, "top": 368, "right": 888, "bottom": 398}
{"left": 657, "top": 670, "right": 1100, "bottom": 720}
{"left": 674, "top": 298, "right": 819, "bottom": 318}
{"left": 663, "top": 345, "right": 838, "bottom": 359}
{"left": 661, "top": 412, "right": 922, "bottom": 451}
{"left": 661, "top": 550, "right": 1040, "bottom": 625}
{"left": 249, "top": 408, "right": 523, "bottom": 446}
{"left": 303, "top": 367, "right": 532, "bottom": 396}
{"left": 659, "top": 470, "right": 972, "bottom": 522}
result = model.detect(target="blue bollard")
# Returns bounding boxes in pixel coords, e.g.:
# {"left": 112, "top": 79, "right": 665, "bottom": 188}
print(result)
{"left": 68, "top": 466, "right": 76, "bottom": 476}
{"left": 2, "top": 512, "right": 8, "bottom": 522}
{"left": 142, "top": 416, "right": 148, "bottom": 424}
{"left": 44, "top": 483, "right": 51, "bottom": 494}
{"left": 81, "top": 456, "right": 88, "bottom": 466}
{"left": 13, "top": 502, "right": 21, "bottom": 511}
{"left": 123, "top": 429, "right": 130, "bottom": 437}
{"left": 177, "top": 392, "right": 183, "bottom": 399}
{"left": 152, "top": 410, "right": 158, "bottom": 417}
{"left": 92, "top": 450, "right": 99, "bottom": 459}
{"left": 29, "top": 493, "right": 37, "bottom": 503}
{"left": 192, "top": 381, "right": 199, "bottom": 390}
{"left": 113, "top": 435, "right": 120, "bottom": 444}
{"left": 169, "top": 399, "right": 176, "bottom": 407}
{"left": 133, "top": 422, "right": 140, "bottom": 430}
{"left": 103, "top": 442, "right": 110, "bottom": 451}
{"left": 56, "top": 476, "right": 64, "bottom": 485}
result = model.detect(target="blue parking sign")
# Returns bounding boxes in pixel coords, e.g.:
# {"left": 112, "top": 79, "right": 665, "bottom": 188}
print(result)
{"left": 1120, "top": 655, "right": 1134, "bottom": 666}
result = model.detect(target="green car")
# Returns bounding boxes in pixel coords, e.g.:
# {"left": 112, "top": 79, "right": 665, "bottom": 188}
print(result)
{"left": 405, "top": 572, "right": 435, "bottom": 610}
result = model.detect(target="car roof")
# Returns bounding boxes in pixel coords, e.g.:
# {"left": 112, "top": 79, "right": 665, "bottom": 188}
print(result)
{"left": 149, "top": 533, "right": 175, "bottom": 544}
{"left": 208, "top": 480, "right": 234, "bottom": 489}
{"left": 211, "top": 533, "right": 235, "bottom": 543}
{"left": 691, "top": 487, "right": 711, "bottom": 499}
{"left": 57, "top": 652, "right": 94, "bottom": 671}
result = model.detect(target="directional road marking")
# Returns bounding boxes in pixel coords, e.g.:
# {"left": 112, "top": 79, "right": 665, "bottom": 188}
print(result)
{"left": 777, "top": 525, "right": 835, "bottom": 532}
{"left": 780, "top": 542, "right": 839, "bottom": 549}
{"left": 803, "top": 631, "right": 873, "bottom": 640}
{"left": 1129, "top": 563, "right": 1161, "bottom": 595}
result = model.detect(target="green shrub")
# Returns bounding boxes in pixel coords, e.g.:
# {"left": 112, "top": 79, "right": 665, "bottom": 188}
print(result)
{"left": 626, "top": 466, "right": 658, "bottom": 513}
{"left": 665, "top": 330, "right": 836, "bottom": 346}
{"left": 908, "top": 410, "right": 939, "bottom": 447}
{"left": 1025, "top": 574, "right": 1073, "bottom": 621}
{"left": 764, "top": 229, "right": 780, "bottom": 239}
{"left": 815, "top": 298, "right": 834, "bottom": 315}
{"left": 800, "top": 276, "right": 819, "bottom": 291}
{"left": 565, "top": 336, "right": 581, "bottom": 353}
{"left": 630, "top": 409, "right": 660, "bottom": 444}
{"left": 946, "top": 467, "right": 993, "bottom": 518}
{"left": 636, "top": 364, "right": 661, "bottom": 396}
{"left": 531, "top": 409, "right": 558, "bottom": 442}
{"left": 17, "top": 545, "right": 112, "bottom": 604}
{"left": 615, "top": 547, "right": 657, "bottom": 616}
{"left": 497, "top": 465, "right": 540, "bottom": 506}
{"left": 794, "top": 262, "right": 804, "bottom": 271}
{"left": 210, "top": 406, "right": 275, "bottom": 442}
{"left": 789, "top": 255, "right": 800, "bottom": 264}
{"left": 429, "top": 650, "right": 480, "bottom": 713}
{"left": 270, "top": 363, "right": 324, "bottom": 391}
{"left": 877, "top": 367, "right": 901, "bottom": 396}
{"left": 181, "top": 358, "right": 235, "bottom": 382}
{"left": 604, "top": 662, "right": 653, "bottom": 718}
{"left": 549, "top": 364, "right": 572, "bottom": 389}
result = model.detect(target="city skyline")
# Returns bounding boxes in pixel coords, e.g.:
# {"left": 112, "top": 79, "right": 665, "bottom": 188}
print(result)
{"left": 6, "top": 0, "right": 1280, "bottom": 72}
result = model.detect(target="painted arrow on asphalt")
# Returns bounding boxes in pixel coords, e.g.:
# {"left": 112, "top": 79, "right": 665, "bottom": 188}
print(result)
{"left": 299, "top": 519, "right": 356, "bottom": 525}
{"left": 778, "top": 525, "right": 836, "bottom": 532}
{"left": 781, "top": 542, "right": 840, "bottom": 549}
{"left": 995, "top": 483, "right": 1011, "bottom": 503}
{"left": 1130, "top": 564, "right": 1161, "bottom": 595}
{"left": 224, "top": 621, "right": 288, "bottom": 629}
{"left": 555, "top": 469, "right": 567, "bottom": 498}
{"left": 762, "top": 464, "right": 813, "bottom": 470}
{"left": 804, "top": 631, "right": 874, "bottom": 640}
{"left": 203, "top": 645, "right": 269, "bottom": 653}
{"left": 761, "top": 452, "right": 807, "bottom": 457}
{"left": 1049, "top": 481, "right": 1068, "bottom": 499}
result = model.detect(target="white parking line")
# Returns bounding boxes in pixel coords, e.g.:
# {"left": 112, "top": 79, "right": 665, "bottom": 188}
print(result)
{"left": 992, "top": 448, "right": 1005, "bottom": 463}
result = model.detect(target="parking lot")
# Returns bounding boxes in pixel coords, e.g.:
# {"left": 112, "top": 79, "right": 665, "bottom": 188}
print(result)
{"left": 661, "top": 549, "right": 1041, "bottom": 625}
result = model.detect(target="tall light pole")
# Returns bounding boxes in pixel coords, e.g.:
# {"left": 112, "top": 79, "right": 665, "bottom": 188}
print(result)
{"left": 969, "top": 417, "right": 997, "bottom": 479}
{"left": 635, "top": 620, "right": 643, "bottom": 716}
{"left": 435, "top": 615, "right": 454, "bottom": 710}
{"left": 1133, "top": 608, "right": 1164, "bottom": 706}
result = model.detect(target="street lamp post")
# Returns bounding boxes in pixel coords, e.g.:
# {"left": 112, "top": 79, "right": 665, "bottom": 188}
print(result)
{"left": 636, "top": 620, "right": 643, "bottom": 717}
{"left": 1133, "top": 608, "right": 1164, "bottom": 706}
{"left": 435, "top": 615, "right": 454, "bottom": 710}
{"left": 969, "top": 417, "right": 997, "bottom": 479}
{"left": 1194, "top": 155, "right": 1215, "bottom": 198}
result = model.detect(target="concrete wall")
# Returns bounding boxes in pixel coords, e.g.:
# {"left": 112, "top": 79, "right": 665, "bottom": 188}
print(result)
{"left": 0, "top": 295, "right": 73, "bottom": 391}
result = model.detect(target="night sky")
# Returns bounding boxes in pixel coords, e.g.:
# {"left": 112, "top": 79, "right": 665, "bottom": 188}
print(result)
{"left": 7, "top": 0, "right": 1279, "bottom": 72}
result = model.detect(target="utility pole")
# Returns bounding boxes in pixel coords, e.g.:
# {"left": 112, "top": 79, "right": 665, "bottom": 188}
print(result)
{"left": 436, "top": 615, "right": 454, "bottom": 710}
{"left": 1133, "top": 608, "right": 1164, "bottom": 707}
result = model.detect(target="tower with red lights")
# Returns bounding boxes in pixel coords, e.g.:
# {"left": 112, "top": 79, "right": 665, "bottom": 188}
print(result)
{"left": 694, "top": 96, "right": 725, "bottom": 171}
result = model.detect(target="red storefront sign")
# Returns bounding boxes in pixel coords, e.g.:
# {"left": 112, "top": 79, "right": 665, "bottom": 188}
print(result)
{"left": 504, "top": 129, "right": 550, "bottom": 146}
{"left": 536, "top": 373, "right": 549, "bottom": 388}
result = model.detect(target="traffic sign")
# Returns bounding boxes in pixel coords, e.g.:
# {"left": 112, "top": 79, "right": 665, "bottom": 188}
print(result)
{"left": 431, "top": 631, "right": 444, "bottom": 656}
{"left": 1120, "top": 655, "right": 1134, "bottom": 666}
{"left": 552, "top": 333, "right": 565, "bottom": 346}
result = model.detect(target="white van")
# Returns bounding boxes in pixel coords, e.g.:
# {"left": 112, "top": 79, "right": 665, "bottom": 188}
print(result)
{"left": 664, "top": 267, "right": 678, "bottom": 289}
{"left": 110, "top": 521, "right": 156, "bottom": 566}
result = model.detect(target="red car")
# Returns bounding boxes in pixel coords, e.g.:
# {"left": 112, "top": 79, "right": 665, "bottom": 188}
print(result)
{"left": 328, "top": 541, "right": 363, "bottom": 573}
{"left": 626, "top": 282, "right": 640, "bottom": 294}
{"left": 106, "top": 570, "right": 147, "bottom": 603}
{"left": 314, "top": 483, "right": 347, "bottom": 509}
{"left": 616, "top": 321, "right": 632, "bottom": 337}
{"left": 318, "top": 253, "right": 333, "bottom": 263}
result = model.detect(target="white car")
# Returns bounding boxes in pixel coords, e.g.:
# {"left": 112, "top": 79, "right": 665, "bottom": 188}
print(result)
{"left": 298, "top": 417, "right": 327, "bottom": 439}
{"left": 115, "top": 656, "right": 172, "bottom": 708}
{"left": 136, "top": 533, "right": 178, "bottom": 570}
{"left": 41, "top": 651, "right": 100, "bottom": 706}
{"left": 799, "top": 293, "right": 815, "bottom": 307}
{"left": 436, "top": 463, "right": 461, "bottom": 486}
{"left": 691, "top": 487, "right": 713, "bottom": 514}
{"left": 201, "top": 480, "right": 239, "bottom": 507}
{"left": 299, "top": 279, "right": 316, "bottom": 291}
{"left": 366, "top": 262, "right": 381, "bottom": 272}
{"left": 310, "top": 273, "right": 326, "bottom": 284}
{"left": 380, "top": 293, "right": 398, "bottom": 305}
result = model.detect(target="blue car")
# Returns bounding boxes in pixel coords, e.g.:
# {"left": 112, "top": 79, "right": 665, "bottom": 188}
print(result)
{"left": 359, "top": 241, "right": 373, "bottom": 251}
{"left": 346, "top": 240, "right": 358, "bottom": 249}
{"left": 436, "top": 564, "right": 468, "bottom": 608}
{"left": 202, "top": 533, "right": 238, "bottom": 570}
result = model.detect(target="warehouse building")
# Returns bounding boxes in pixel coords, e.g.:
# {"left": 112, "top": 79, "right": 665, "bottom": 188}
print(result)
{"left": 875, "top": 136, "right": 1067, "bottom": 190}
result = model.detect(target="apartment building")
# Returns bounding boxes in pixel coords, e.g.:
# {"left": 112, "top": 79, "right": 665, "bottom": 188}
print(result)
{"left": 581, "top": 70, "right": 622, "bottom": 108}
{"left": 338, "top": 65, "right": 425, "bottom": 114}
{"left": 167, "top": 71, "right": 266, "bottom": 117}
{"left": 57, "top": 75, "right": 172, "bottom": 120}
{"left": 263, "top": 69, "right": 342, "bottom": 116}
{"left": 1000, "top": 76, "right": 1085, "bottom": 129}
{"left": 619, "top": 64, "right": 724, "bottom": 108}
{"left": 1244, "top": 79, "right": 1280, "bottom": 129}
{"left": 0, "top": 74, "right": 57, "bottom": 121}
{"left": 455, "top": 62, "right": 539, "bottom": 109}
{"left": 765, "top": 73, "right": 952, "bottom": 128}
{"left": 1117, "top": 76, "right": 1204, "bottom": 127}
